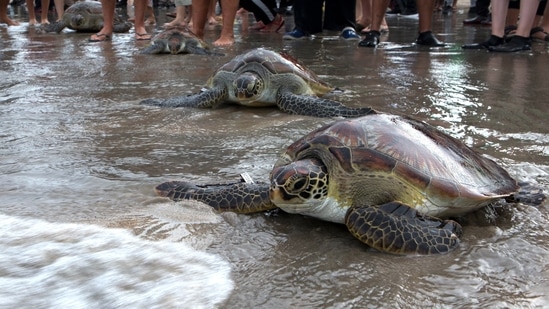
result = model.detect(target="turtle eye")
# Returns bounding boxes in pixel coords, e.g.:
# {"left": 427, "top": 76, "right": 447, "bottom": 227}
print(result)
{"left": 288, "top": 177, "right": 308, "bottom": 193}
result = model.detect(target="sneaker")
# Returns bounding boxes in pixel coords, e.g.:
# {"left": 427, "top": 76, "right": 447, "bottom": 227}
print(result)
{"left": 462, "top": 35, "right": 504, "bottom": 49}
{"left": 340, "top": 27, "right": 360, "bottom": 40}
{"left": 416, "top": 31, "right": 446, "bottom": 47}
{"left": 283, "top": 28, "right": 309, "bottom": 40}
{"left": 488, "top": 35, "right": 531, "bottom": 52}
{"left": 358, "top": 30, "right": 380, "bottom": 47}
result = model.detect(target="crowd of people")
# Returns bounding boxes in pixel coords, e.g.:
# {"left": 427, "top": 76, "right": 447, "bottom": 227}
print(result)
{"left": 1, "top": 0, "right": 549, "bottom": 51}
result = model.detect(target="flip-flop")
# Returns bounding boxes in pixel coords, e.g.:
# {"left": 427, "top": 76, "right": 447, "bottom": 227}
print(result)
{"left": 135, "top": 33, "right": 152, "bottom": 40}
{"left": 89, "top": 33, "right": 112, "bottom": 42}
{"left": 530, "top": 27, "right": 549, "bottom": 42}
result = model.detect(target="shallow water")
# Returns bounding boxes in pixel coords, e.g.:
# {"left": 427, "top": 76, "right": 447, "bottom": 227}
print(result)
{"left": 1, "top": 5, "right": 549, "bottom": 308}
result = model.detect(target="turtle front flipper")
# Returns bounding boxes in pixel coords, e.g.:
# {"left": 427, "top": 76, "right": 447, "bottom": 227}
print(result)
{"left": 155, "top": 181, "right": 276, "bottom": 213}
{"left": 139, "top": 87, "right": 228, "bottom": 108}
{"left": 276, "top": 90, "right": 376, "bottom": 118}
{"left": 141, "top": 41, "right": 166, "bottom": 54}
{"left": 345, "top": 202, "right": 462, "bottom": 255}
{"left": 39, "top": 20, "right": 66, "bottom": 33}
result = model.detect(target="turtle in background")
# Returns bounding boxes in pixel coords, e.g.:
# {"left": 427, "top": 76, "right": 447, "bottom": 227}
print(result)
{"left": 40, "top": 1, "right": 131, "bottom": 33}
{"left": 151, "top": 113, "right": 545, "bottom": 255}
{"left": 140, "top": 25, "right": 223, "bottom": 55}
{"left": 140, "top": 47, "right": 374, "bottom": 118}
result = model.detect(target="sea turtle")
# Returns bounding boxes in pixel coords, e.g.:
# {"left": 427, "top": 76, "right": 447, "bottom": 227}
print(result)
{"left": 139, "top": 47, "right": 374, "bottom": 118}
{"left": 152, "top": 113, "right": 542, "bottom": 255}
{"left": 140, "top": 25, "right": 221, "bottom": 55}
{"left": 40, "top": 1, "right": 131, "bottom": 33}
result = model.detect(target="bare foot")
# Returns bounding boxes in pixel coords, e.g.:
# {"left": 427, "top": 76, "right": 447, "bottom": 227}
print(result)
{"left": 28, "top": 19, "right": 39, "bottom": 26}
{"left": 144, "top": 17, "right": 156, "bottom": 25}
{"left": 259, "top": 14, "right": 284, "bottom": 33}
{"left": 163, "top": 20, "right": 186, "bottom": 28}
{"left": 213, "top": 36, "right": 234, "bottom": 46}
{"left": 0, "top": 16, "right": 19, "bottom": 26}
{"left": 207, "top": 16, "right": 218, "bottom": 25}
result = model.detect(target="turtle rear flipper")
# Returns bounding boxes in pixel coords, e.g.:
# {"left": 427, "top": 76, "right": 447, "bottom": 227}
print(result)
{"left": 276, "top": 90, "right": 376, "bottom": 118}
{"left": 40, "top": 20, "right": 66, "bottom": 33}
{"left": 154, "top": 180, "right": 276, "bottom": 213}
{"left": 345, "top": 202, "right": 462, "bottom": 255}
{"left": 505, "top": 182, "right": 546, "bottom": 205}
{"left": 139, "top": 87, "right": 228, "bottom": 108}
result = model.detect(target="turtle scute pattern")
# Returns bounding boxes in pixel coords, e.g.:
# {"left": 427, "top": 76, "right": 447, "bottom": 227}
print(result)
{"left": 140, "top": 25, "right": 222, "bottom": 55}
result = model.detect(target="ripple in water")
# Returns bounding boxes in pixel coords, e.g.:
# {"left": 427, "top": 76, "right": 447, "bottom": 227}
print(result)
{"left": 0, "top": 214, "right": 234, "bottom": 308}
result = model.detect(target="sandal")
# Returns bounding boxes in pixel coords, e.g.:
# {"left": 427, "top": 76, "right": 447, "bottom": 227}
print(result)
{"left": 504, "top": 25, "right": 517, "bottom": 40}
{"left": 88, "top": 33, "right": 112, "bottom": 42}
{"left": 530, "top": 26, "right": 549, "bottom": 42}
{"left": 135, "top": 33, "right": 152, "bottom": 40}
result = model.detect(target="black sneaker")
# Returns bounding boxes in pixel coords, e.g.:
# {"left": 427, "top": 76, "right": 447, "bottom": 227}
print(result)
{"left": 488, "top": 35, "right": 531, "bottom": 52}
{"left": 358, "top": 30, "right": 380, "bottom": 47}
{"left": 416, "top": 31, "right": 445, "bottom": 47}
{"left": 462, "top": 35, "right": 504, "bottom": 49}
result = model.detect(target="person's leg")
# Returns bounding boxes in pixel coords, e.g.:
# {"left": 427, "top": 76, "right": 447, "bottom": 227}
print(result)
{"left": 134, "top": 0, "right": 151, "bottom": 39}
{"left": 462, "top": 0, "right": 508, "bottom": 49}
{"left": 164, "top": 0, "right": 187, "bottom": 28}
{"left": 324, "top": 0, "right": 356, "bottom": 31}
{"left": 490, "top": 0, "right": 539, "bottom": 51}
{"left": 89, "top": 0, "right": 115, "bottom": 41}
{"left": 532, "top": 0, "right": 549, "bottom": 41}
{"left": 26, "top": 0, "right": 38, "bottom": 25}
{"left": 145, "top": 0, "right": 156, "bottom": 25}
{"left": 358, "top": 0, "right": 389, "bottom": 47}
{"left": 0, "top": 0, "right": 18, "bottom": 25}
{"left": 417, "top": 0, "right": 435, "bottom": 33}
{"left": 357, "top": 0, "right": 371, "bottom": 31}
{"left": 207, "top": 0, "right": 217, "bottom": 24}
{"left": 213, "top": 0, "right": 238, "bottom": 45}
{"left": 416, "top": 0, "right": 445, "bottom": 46}
{"left": 53, "top": 0, "right": 63, "bottom": 21}
{"left": 191, "top": 0, "right": 209, "bottom": 39}
{"left": 40, "top": 0, "right": 50, "bottom": 24}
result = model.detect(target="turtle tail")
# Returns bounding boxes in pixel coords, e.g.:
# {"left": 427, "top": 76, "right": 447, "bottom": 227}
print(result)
{"left": 154, "top": 180, "right": 276, "bottom": 213}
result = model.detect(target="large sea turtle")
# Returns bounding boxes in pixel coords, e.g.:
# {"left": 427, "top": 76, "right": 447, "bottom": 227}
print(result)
{"left": 152, "top": 113, "right": 544, "bottom": 255}
{"left": 140, "top": 25, "right": 221, "bottom": 55}
{"left": 139, "top": 48, "right": 374, "bottom": 118}
{"left": 41, "top": 1, "right": 131, "bottom": 33}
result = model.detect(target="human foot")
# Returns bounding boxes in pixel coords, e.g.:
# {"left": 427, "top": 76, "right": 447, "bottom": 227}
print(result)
{"left": 163, "top": 20, "right": 186, "bottom": 29}
{"left": 89, "top": 33, "right": 112, "bottom": 42}
{"left": 135, "top": 32, "right": 152, "bottom": 40}
{"left": 213, "top": 36, "right": 234, "bottom": 46}
{"left": 259, "top": 15, "right": 284, "bottom": 32}
{"left": 0, "top": 17, "right": 19, "bottom": 26}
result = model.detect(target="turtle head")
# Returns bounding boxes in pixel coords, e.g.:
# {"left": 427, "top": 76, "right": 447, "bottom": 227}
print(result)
{"left": 270, "top": 158, "right": 329, "bottom": 213}
{"left": 168, "top": 37, "right": 183, "bottom": 55}
{"left": 233, "top": 72, "right": 264, "bottom": 101}
{"left": 70, "top": 14, "right": 84, "bottom": 27}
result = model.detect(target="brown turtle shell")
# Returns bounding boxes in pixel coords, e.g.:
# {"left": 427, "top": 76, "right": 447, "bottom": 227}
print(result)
{"left": 207, "top": 48, "right": 334, "bottom": 96}
{"left": 274, "top": 113, "right": 519, "bottom": 217}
